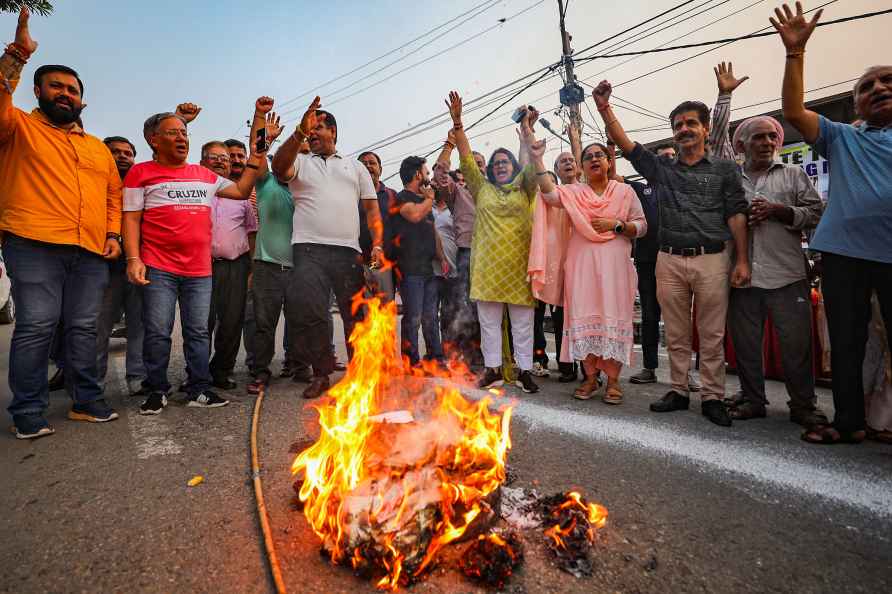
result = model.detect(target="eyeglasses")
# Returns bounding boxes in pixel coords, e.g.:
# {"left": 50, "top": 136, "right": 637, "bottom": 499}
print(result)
{"left": 492, "top": 159, "right": 511, "bottom": 167}
{"left": 205, "top": 154, "right": 230, "bottom": 163}
{"left": 582, "top": 152, "right": 607, "bottom": 162}
{"left": 161, "top": 129, "right": 189, "bottom": 139}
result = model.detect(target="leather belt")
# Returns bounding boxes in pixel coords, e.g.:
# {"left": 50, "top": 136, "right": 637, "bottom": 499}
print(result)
{"left": 660, "top": 243, "right": 725, "bottom": 257}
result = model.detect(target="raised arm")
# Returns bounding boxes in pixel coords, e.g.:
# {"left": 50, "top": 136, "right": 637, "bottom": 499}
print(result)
{"left": 445, "top": 91, "right": 471, "bottom": 159}
{"left": 591, "top": 81, "right": 635, "bottom": 155}
{"left": 0, "top": 9, "right": 38, "bottom": 144}
{"left": 771, "top": 2, "right": 822, "bottom": 144}
{"left": 272, "top": 96, "right": 320, "bottom": 182}
{"left": 517, "top": 106, "right": 539, "bottom": 167}
{"left": 249, "top": 97, "right": 280, "bottom": 175}
{"left": 710, "top": 61, "right": 749, "bottom": 160}
{"left": 527, "top": 137, "right": 558, "bottom": 199}
{"left": 218, "top": 106, "right": 269, "bottom": 200}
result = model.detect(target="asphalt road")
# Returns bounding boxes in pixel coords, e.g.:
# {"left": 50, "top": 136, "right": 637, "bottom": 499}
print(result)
{"left": 1, "top": 314, "right": 890, "bottom": 594}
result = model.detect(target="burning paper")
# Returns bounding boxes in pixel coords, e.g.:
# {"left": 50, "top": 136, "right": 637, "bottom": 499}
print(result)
{"left": 291, "top": 297, "right": 512, "bottom": 590}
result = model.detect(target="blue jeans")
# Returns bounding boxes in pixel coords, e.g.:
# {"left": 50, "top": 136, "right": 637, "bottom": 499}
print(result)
{"left": 142, "top": 266, "right": 212, "bottom": 396}
{"left": 4, "top": 234, "right": 109, "bottom": 417}
{"left": 399, "top": 274, "right": 443, "bottom": 365}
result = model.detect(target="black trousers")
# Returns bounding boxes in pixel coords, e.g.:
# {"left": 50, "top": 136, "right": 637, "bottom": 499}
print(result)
{"left": 251, "top": 260, "right": 308, "bottom": 381}
{"left": 728, "top": 281, "right": 818, "bottom": 412}
{"left": 533, "top": 300, "right": 574, "bottom": 374}
{"left": 286, "top": 244, "right": 365, "bottom": 378}
{"left": 821, "top": 253, "right": 892, "bottom": 432}
{"left": 208, "top": 252, "right": 251, "bottom": 380}
{"left": 533, "top": 300, "right": 549, "bottom": 365}
{"left": 636, "top": 260, "right": 661, "bottom": 370}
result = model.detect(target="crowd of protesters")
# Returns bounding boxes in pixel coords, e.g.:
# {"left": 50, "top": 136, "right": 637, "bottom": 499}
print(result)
{"left": 0, "top": 3, "right": 890, "bottom": 446}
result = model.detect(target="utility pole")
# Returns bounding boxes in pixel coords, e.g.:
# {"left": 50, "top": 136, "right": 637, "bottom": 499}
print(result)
{"left": 556, "top": 0, "right": 584, "bottom": 135}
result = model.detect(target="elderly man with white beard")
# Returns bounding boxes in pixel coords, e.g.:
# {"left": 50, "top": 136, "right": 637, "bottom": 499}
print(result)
{"left": 724, "top": 115, "right": 827, "bottom": 430}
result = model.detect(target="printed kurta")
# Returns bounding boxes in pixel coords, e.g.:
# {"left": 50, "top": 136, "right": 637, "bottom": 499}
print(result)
{"left": 460, "top": 154, "right": 536, "bottom": 307}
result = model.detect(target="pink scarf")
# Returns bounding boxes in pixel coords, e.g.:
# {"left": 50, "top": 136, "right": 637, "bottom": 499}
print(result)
{"left": 529, "top": 180, "right": 635, "bottom": 305}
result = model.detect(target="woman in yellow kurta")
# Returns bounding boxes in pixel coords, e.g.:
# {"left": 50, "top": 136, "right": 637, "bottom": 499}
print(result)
{"left": 445, "top": 91, "right": 540, "bottom": 394}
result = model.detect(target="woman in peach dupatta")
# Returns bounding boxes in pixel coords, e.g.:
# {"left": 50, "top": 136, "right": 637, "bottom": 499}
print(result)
{"left": 528, "top": 138, "right": 646, "bottom": 403}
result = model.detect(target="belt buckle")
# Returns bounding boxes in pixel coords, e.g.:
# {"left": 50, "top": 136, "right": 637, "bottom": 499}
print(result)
{"left": 681, "top": 247, "right": 698, "bottom": 257}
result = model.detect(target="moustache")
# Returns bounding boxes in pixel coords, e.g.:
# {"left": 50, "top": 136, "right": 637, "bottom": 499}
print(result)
{"left": 675, "top": 132, "right": 696, "bottom": 141}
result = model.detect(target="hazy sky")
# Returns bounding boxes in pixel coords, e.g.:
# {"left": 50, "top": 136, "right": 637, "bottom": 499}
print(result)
{"left": 2, "top": 0, "right": 887, "bottom": 177}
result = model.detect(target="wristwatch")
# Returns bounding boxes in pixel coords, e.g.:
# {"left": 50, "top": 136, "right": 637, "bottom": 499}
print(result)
{"left": 106, "top": 233, "right": 122, "bottom": 243}
{"left": 613, "top": 221, "right": 625, "bottom": 234}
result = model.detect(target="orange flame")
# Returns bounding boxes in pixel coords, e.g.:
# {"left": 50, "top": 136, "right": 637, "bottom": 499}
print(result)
{"left": 544, "top": 491, "right": 608, "bottom": 550}
{"left": 291, "top": 297, "right": 512, "bottom": 589}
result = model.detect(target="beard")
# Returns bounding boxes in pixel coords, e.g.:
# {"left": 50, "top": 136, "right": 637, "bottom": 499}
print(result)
{"left": 38, "top": 95, "right": 84, "bottom": 126}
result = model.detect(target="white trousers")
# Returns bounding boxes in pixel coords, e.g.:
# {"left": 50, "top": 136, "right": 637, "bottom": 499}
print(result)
{"left": 476, "top": 301, "right": 534, "bottom": 371}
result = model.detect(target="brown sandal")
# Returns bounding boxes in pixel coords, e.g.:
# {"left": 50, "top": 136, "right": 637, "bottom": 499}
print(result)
{"left": 602, "top": 384, "right": 623, "bottom": 405}
{"left": 801, "top": 426, "right": 866, "bottom": 445}
{"left": 574, "top": 376, "right": 600, "bottom": 400}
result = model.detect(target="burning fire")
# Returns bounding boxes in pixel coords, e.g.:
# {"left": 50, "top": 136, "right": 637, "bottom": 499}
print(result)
{"left": 544, "top": 491, "right": 608, "bottom": 549}
{"left": 291, "top": 297, "right": 513, "bottom": 589}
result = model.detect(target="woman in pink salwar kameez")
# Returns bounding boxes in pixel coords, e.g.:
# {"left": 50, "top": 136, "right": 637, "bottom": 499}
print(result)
{"left": 528, "top": 139, "right": 646, "bottom": 403}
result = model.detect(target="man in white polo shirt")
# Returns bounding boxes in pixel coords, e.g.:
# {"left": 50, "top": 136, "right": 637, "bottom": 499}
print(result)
{"left": 271, "top": 97, "right": 383, "bottom": 399}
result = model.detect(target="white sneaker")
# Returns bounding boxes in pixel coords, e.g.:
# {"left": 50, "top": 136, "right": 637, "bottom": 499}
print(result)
{"left": 532, "top": 362, "right": 550, "bottom": 378}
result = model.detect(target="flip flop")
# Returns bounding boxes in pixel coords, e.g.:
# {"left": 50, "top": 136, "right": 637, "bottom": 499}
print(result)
{"left": 866, "top": 427, "right": 892, "bottom": 445}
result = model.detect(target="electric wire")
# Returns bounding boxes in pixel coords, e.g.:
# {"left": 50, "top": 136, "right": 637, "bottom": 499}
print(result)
{"left": 577, "top": 4, "right": 886, "bottom": 66}
{"left": 314, "top": 0, "right": 546, "bottom": 114}
{"left": 344, "top": 0, "right": 709, "bottom": 157}
{"left": 276, "top": 0, "right": 501, "bottom": 110}
{"left": 576, "top": 0, "right": 733, "bottom": 62}
{"left": 609, "top": 0, "right": 847, "bottom": 88}
{"left": 575, "top": 0, "right": 768, "bottom": 84}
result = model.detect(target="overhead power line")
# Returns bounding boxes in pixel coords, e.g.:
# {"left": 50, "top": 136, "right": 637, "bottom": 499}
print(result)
{"left": 611, "top": 0, "right": 842, "bottom": 88}
{"left": 312, "top": 0, "right": 547, "bottom": 114}
{"left": 570, "top": 0, "right": 700, "bottom": 58}
{"left": 575, "top": 6, "right": 889, "bottom": 65}
{"left": 349, "top": 1, "right": 704, "bottom": 159}
{"left": 576, "top": 0, "right": 734, "bottom": 62}
{"left": 276, "top": 0, "right": 500, "bottom": 110}
{"left": 577, "top": 0, "right": 768, "bottom": 85}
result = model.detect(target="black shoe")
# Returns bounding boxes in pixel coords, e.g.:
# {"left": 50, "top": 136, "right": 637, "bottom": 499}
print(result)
{"left": 48, "top": 368, "right": 65, "bottom": 392}
{"left": 13, "top": 414, "right": 55, "bottom": 439}
{"left": 187, "top": 390, "right": 230, "bottom": 408}
{"left": 557, "top": 370, "right": 578, "bottom": 383}
{"left": 476, "top": 367, "right": 503, "bottom": 390}
{"left": 333, "top": 359, "right": 347, "bottom": 372}
{"left": 302, "top": 376, "right": 330, "bottom": 399}
{"left": 650, "top": 390, "right": 690, "bottom": 413}
{"left": 139, "top": 392, "right": 168, "bottom": 416}
{"left": 68, "top": 399, "right": 119, "bottom": 423}
{"left": 291, "top": 366, "right": 314, "bottom": 384}
{"left": 515, "top": 370, "right": 539, "bottom": 394}
{"left": 702, "top": 400, "right": 732, "bottom": 427}
{"left": 629, "top": 368, "right": 657, "bottom": 384}
{"left": 212, "top": 377, "right": 237, "bottom": 390}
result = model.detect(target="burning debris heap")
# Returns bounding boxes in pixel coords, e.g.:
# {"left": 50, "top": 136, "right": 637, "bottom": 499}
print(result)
{"left": 290, "top": 297, "right": 609, "bottom": 590}
{"left": 540, "top": 491, "right": 609, "bottom": 578}
{"left": 291, "top": 298, "right": 512, "bottom": 589}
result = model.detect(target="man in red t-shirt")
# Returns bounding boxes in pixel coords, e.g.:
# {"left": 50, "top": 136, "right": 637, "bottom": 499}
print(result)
{"left": 122, "top": 109, "right": 267, "bottom": 415}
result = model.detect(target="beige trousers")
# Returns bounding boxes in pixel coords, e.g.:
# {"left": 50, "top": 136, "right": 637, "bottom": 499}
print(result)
{"left": 655, "top": 251, "right": 731, "bottom": 401}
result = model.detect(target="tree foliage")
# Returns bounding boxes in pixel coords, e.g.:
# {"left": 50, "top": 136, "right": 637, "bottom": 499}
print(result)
{"left": 0, "top": 1, "right": 54, "bottom": 16}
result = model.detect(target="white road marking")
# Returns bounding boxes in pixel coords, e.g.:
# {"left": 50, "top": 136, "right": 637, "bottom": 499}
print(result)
{"left": 109, "top": 352, "right": 183, "bottom": 459}
{"left": 510, "top": 399, "right": 892, "bottom": 518}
